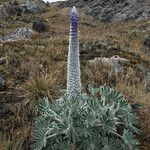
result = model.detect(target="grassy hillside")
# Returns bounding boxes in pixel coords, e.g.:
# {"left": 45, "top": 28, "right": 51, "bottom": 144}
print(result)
{"left": 0, "top": 5, "right": 150, "bottom": 150}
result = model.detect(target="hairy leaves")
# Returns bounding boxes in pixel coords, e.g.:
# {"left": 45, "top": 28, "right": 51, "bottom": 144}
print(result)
{"left": 32, "top": 86, "right": 139, "bottom": 150}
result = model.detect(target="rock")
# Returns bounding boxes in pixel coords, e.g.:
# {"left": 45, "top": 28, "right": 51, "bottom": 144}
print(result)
{"left": 0, "top": 4, "right": 9, "bottom": 19}
{"left": 0, "top": 1, "right": 23, "bottom": 18}
{"left": 0, "top": 75, "right": 6, "bottom": 91}
{"left": 89, "top": 55, "right": 129, "bottom": 65}
{"left": 32, "top": 20, "right": 47, "bottom": 32}
{"left": 6, "top": 2, "right": 16, "bottom": 15}
{"left": 111, "top": 55, "right": 130, "bottom": 69}
{"left": 24, "top": 0, "right": 43, "bottom": 13}
{"left": 68, "top": 0, "right": 150, "bottom": 22}
{"left": 0, "top": 28, "right": 33, "bottom": 42}
{"left": 131, "top": 102, "right": 141, "bottom": 110}
{"left": 11, "top": 1, "right": 22, "bottom": 16}
{"left": 89, "top": 57, "right": 111, "bottom": 66}
{"left": 1, "top": 0, "right": 45, "bottom": 17}
{"left": 89, "top": 55, "right": 130, "bottom": 76}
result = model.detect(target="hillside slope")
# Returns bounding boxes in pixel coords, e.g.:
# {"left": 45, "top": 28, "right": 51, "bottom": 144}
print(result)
{"left": 69, "top": 0, "right": 150, "bottom": 22}
{"left": 0, "top": 1, "right": 150, "bottom": 149}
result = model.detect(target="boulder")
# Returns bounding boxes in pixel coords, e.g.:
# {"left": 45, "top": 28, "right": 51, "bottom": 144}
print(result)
{"left": 89, "top": 55, "right": 130, "bottom": 76}
{"left": 0, "top": 28, "right": 33, "bottom": 42}
{"left": 23, "top": 0, "right": 43, "bottom": 13}
{"left": 32, "top": 20, "right": 47, "bottom": 32}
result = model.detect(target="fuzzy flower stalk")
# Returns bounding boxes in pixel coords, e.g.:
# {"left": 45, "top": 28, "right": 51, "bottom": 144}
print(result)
{"left": 67, "top": 6, "right": 81, "bottom": 98}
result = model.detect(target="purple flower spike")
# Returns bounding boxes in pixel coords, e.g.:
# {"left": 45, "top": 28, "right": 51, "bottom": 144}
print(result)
{"left": 70, "top": 6, "right": 79, "bottom": 37}
{"left": 67, "top": 6, "right": 81, "bottom": 98}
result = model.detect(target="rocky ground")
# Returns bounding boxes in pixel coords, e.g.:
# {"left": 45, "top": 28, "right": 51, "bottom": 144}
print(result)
{"left": 0, "top": 0, "right": 150, "bottom": 149}
{"left": 62, "top": 0, "right": 150, "bottom": 22}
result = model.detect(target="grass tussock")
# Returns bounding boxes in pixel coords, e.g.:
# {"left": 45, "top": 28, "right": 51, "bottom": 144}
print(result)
{"left": 24, "top": 62, "right": 66, "bottom": 102}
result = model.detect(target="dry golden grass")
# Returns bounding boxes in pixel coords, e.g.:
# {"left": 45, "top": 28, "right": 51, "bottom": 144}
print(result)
{"left": 24, "top": 62, "right": 66, "bottom": 102}
{"left": 0, "top": 5, "right": 150, "bottom": 150}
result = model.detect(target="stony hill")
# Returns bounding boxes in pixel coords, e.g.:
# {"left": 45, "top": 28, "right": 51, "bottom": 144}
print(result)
{"left": 67, "top": 0, "right": 150, "bottom": 22}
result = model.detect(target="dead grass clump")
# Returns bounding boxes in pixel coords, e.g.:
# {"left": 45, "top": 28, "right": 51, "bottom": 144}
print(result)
{"left": 24, "top": 67, "right": 62, "bottom": 104}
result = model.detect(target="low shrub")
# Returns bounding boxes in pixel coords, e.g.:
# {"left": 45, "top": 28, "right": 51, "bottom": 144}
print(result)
{"left": 32, "top": 85, "right": 139, "bottom": 150}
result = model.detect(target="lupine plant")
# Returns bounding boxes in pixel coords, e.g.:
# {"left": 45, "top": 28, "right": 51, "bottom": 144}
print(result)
{"left": 67, "top": 6, "right": 81, "bottom": 98}
{"left": 32, "top": 6, "right": 140, "bottom": 150}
